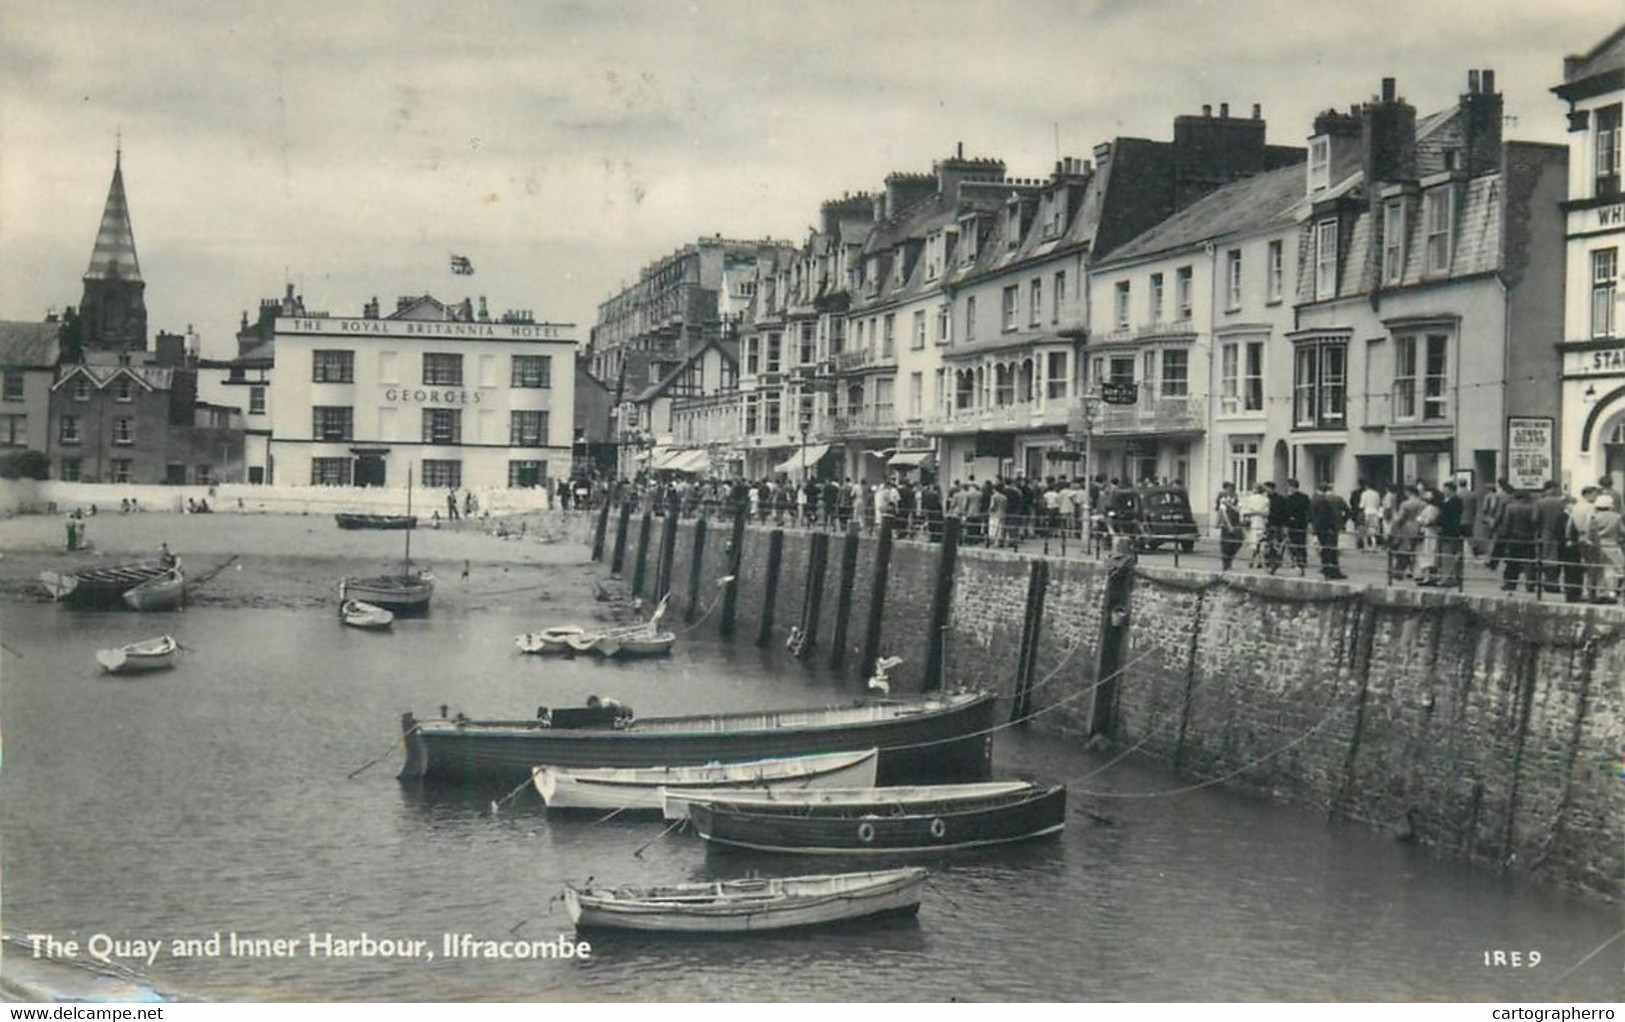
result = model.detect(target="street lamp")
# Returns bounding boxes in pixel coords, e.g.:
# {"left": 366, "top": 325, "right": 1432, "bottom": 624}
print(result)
{"left": 798, "top": 412, "right": 812, "bottom": 486}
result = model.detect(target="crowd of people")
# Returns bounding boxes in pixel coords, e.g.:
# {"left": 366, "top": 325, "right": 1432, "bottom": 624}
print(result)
{"left": 1211, "top": 475, "right": 1625, "bottom": 602}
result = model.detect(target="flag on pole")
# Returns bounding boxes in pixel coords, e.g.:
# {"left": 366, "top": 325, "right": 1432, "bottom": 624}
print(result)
{"left": 450, "top": 254, "right": 474, "bottom": 276}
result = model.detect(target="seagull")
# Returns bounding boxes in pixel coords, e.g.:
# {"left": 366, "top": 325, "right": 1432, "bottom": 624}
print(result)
{"left": 867, "top": 655, "right": 904, "bottom": 694}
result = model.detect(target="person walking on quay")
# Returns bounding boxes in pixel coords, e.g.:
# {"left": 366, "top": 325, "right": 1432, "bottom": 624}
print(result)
{"left": 1535, "top": 480, "right": 1568, "bottom": 594}
{"left": 1358, "top": 482, "right": 1384, "bottom": 552}
{"left": 987, "top": 482, "right": 1009, "bottom": 548}
{"left": 921, "top": 481, "right": 944, "bottom": 542}
{"left": 1412, "top": 485, "right": 1443, "bottom": 585}
{"left": 1387, "top": 485, "right": 1425, "bottom": 582}
{"left": 1215, "top": 482, "right": 1245, "bottom": 571}
{"left": 1457, "top": 480, "right": 1481, "bottom": 559}
{"left": 1586, "top": 493, "right": 1624, "bottom": 604}
{"left": 1497, "top": 488, "right": 1540, "bottom": 592}
{"left": 1570, "top": 486, "right": 1601, "bottom": 601}
{"left": 1310, "top": 482, "right": 1349, "bottom": 580}
{"left": 1437, "top": 480, "right": 1465, "bottom": 587}
{"left": 1283, "top": 478, "right": 1311, "bottom": 575}
{"left": 1241, "top": 483, "right": 1270, "bottom": 568}
{"left": 446, "top": 489, "right": 460, "bottom": 522}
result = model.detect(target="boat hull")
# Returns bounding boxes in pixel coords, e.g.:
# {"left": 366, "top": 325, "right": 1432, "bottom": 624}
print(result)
{"left": 42, "top": 562, "right": 171, "bottom": 609}
{"left": 400, "top": 691, "right": 996, "bottom": 787}
{"left": 534, "top": 749, "right": 880, "bottom": 812}
{"left": 123, "top": 570, "right": 185, "bottom": 612}
{"left": 688, "top": 784, "right": 1067, "bottom": 855}
{"left": 335, "top": 514, "right": 417, "bottom": 530}
{"left": 96, "top": 635, "right": 179, "bottom": 675}
{"left": 564, "top": 867, "right": 926, "bottom": 934}
{"left": 662, "top": 779, "right": 1033, "bottom": 821}
{"left": 342, "top": 575, "right": 433, "bottom": 616}
{"left": 341, "top": 600, "right": 394, "bottom": 629}
{"left": 516, "top": 626, "right": 586, "bottom": 654}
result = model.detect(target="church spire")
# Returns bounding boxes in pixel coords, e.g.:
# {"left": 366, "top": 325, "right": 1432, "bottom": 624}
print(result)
{"left": 84, "top": 146, "right": 142, "bottom": 282}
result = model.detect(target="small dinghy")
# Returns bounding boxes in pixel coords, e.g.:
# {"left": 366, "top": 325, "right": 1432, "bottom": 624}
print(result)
{"left": 341, "top": 599, "right": 394, "bottom": 630}
{"left": 516, "top": 625, "right": 586, "bottom": 654}
{"left": 95, "top": 635, "right": 179, "bottom": 675}
{"left": 564, "top": 867, "right": 927, "bottom": 934}
{"left": 596, "top": 630, "right": 676, "bottom": 659}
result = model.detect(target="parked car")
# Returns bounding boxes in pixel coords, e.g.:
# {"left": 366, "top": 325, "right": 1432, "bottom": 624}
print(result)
{"left": 1097, "top": 486, "right": 1199, "bottom": 552}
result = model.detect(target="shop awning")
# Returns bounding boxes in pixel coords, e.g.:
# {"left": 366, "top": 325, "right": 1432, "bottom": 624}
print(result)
{"left": 772, "top": 443, "right": 831, "bottom": 475}
{"left": 647, "top": 447, "right": 680, "bottom": 470}
{"left": 669, "top": 449, "right": 710, "bottom": 474}
{"left": 888, "top": 450, "right": 936, "bottom": 468}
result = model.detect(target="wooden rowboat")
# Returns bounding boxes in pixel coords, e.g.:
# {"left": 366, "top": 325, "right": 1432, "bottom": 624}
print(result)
{"left": 687, "top": 782, "right": 1068, "bottom": 855}
{"left": 515, "top": 626, "right": 586, "bottom": 654}
{"left": 40, "top": 561, "right": 171, "bottom": 608}
{"left": 662, "top": 779, "right": 1033, "bottom": 821}
{"left": 341, "top": 599, "right": 394, "bottom": 630}
{"left": 532, "top": 749, "right": 881, "bottom": 812}
{"left": 564, "top": 867, "right": 927, "bottom": 934}
{"left": 596, "top": 631, "right": 675, "bottom": 658}
{"left": 335, "top": 513, "right": 417, "bottom": 530}
{"left": 95, "top": 635, "right": 180, "bottom": 675}
{"left": 122, "top": 567, "right": 185, "bottom": 612}
{"left": 398, "top": 690, "right": 997, "bottom": 787}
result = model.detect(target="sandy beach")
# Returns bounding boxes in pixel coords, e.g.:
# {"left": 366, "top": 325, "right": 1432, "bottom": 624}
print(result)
{"left": 0, "top": 508, "right": 632, "bottom": 620}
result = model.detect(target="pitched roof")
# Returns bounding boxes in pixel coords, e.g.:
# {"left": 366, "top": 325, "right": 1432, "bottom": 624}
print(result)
{"left": 0, "top": 321, "right": 63, "bottom": 367}
{"left": 1560, "top": 24, "right": 1625, "bottom": 86}
{"left": 1104, "top": 163, "right": 1304, "bottom": 265}
{"left": 84, "top": 152, "right": 142, "bottom": 282}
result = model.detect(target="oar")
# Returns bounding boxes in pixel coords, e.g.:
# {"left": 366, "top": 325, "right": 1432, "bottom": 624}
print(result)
{"left": 631, "top": 817, "right": 687, "bottom": 858}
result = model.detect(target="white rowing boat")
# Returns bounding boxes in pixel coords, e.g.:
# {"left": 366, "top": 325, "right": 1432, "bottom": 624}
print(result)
{"left": 532, "top": 749, "right": 880, "bottom": 812}
{"left": 95, "top": 635, "right": 179, "bottom": 675}
{"left": 564, "top": 867, "right": 927, "bottom": 934}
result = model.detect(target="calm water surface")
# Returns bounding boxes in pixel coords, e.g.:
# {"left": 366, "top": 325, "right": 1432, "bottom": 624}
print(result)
{"left": 0, "top": 603, "right": 1618, "bottom": 1002}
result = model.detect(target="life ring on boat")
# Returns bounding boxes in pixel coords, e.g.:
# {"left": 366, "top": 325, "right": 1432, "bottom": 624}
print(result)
{"left": 929, "top": 817, "right": 947, "bottom": 839}
{"left": 856, "top": 821, "right": 876, "bottom": 844}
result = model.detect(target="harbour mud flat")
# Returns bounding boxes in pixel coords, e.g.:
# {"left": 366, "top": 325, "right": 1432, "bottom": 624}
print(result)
{"left": 0, "top": 509, "right": 625, "bottom": 618}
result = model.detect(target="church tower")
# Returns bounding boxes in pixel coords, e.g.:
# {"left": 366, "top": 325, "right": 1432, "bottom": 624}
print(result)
{"left": 78, "top": 148, "right": 148, "bottom": 353}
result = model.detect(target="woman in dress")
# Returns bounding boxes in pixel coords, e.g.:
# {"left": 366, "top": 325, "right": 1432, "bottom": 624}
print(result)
{"left": 1586, "top": 493, "right": 1624, "bottom": 604}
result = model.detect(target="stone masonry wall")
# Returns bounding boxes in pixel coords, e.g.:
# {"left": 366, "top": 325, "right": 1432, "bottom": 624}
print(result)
{"left": 597, "top": 516, "right": 1623, "bottom": 902}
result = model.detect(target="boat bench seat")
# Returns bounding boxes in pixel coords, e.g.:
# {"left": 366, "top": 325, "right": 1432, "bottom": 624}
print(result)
{"left": 549, "top": 706, "right": 629, "bottom": 730}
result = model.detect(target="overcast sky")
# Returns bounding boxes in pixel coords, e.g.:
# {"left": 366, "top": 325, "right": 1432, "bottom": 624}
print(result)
{"left": 0, "top": 0, "right": 1614, "bottom": 361}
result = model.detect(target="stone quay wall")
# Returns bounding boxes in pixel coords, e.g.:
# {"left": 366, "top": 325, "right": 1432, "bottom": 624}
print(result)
{"left": 602, "top": 509, "right": 1624, "bottom": 903}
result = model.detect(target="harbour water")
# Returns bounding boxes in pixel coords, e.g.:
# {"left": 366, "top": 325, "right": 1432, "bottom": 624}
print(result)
{"left": 0, "top": 603, "right": 1617, "bottom": 1002}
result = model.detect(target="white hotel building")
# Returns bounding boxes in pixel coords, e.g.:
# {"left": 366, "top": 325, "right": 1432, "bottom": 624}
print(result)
{"left": 1555, "top": 26, "right": 1625, "bottom": 489}
{"left": 265, "top": 297, "right": 577, "bottom": 490}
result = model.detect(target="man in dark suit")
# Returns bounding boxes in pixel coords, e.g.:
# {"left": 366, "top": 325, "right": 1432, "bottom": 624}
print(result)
{"left": 1310, "top": 482, "right": 1349, "bottom": 580}
{"left": 1283, "top": 478, "right": 1312, "bottom": 575}
{"left": 1535, "top": 480, "right": 1569, "bottom": 593}
{"left": 1498, "top": 489, "right": 1541, "bottom": 592}
{"left": 1438, "top": 480, "right": 1465, "bottom": 586}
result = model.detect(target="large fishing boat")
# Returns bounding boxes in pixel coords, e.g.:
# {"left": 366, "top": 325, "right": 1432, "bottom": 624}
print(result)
{"left": 399, "top": 690, "right": 996, "bottom": 786}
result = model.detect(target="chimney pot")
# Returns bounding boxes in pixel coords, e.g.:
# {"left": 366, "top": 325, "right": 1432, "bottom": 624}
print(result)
{"left": 1468, "top": 69, "right": 1480, "bottom": 94}
{"left": 1252, "top": 103, "right": 1262, "bottom": 120}
{"left": 1382, "top": 77, "right": 1396, "bottom": 103}
{"left": 1482, "top": 69, "right": 1495, "bottom": 94}
{"left": 1220, "top": 102, "right": 1230, "bottom": 118}
{"left": 1202, "top": 104, "right": 1212, "bottom": 117}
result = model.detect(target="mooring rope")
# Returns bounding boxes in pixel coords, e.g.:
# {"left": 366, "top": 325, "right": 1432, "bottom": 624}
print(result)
{"left": 346, "top": 724, "right": 419, "bottom": 780}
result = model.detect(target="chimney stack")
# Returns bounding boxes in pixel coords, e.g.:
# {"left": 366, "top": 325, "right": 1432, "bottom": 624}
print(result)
{"left": 1202, "top": 104, "right": 1212, "bottom": 117}
{"left": 1220, "top": 102, "right": 1229, "bottom": 118}
{"left": 1252, "top": 103, "right": 1261, "bottom": 120}
{"left": 1382, "top": 77, "right": 1396, "bottom": 103}
{"left": 1460, "top": 68, "right": 1503, "bottom": 177}
{"left": 1468, "top": 69, "right": 1480, "bottom": 93}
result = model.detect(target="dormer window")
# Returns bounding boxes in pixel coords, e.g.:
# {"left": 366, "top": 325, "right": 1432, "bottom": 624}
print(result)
{"left": 1382, "top": 200, "right": 1407, "bottom": 285}
{"left": 115, "top": 378, "right": 135, "bottom": 403}
{"left": 72, "top": 377, "right": 91, "bottom": 401}
{"left": 1314, "top": 220, "right": 1339, "bottom": 301}
{"left": 959, "top": 218, "right": 979, "bottom": 264}
{"left": 1596, "top": 104, "right": 1622, "bottom": 199}
{"left": 1423, "top": 188, "right": 1453, "bottom": 276}
{"left": 1308, "top": 137, "right": 1331, "bottom": 192}
{"left": 925, "top": 230, "right": 944, "bottom": 282}
{"left": 1007, "top": 204, "right": 1022, "bottom": 250}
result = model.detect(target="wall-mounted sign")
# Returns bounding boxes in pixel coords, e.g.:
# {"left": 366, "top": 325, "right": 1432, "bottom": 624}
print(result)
{"left": 1564, "top": 344, "right": 1625, "bottom": 377}
{"left": 1598, "top": 203, "right": 1625, "bottom": 229}
{"left": 1100, "top": 381, "right": 1139, "bottom": 405}
{"left": 1506, "top": 416, "right": 1554, "bottom": 490}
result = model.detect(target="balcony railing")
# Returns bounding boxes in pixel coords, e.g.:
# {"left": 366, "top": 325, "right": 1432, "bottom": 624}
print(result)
{"left": 1094, "top": 394, "right": 1206, "bottom": 435}
{"left": 925, "top": 400, "right": 1074, "bottom": 435}
{"left": 830, "top": 408, "right": 898, "bottom": 439}
{"left": 833, "top": 347, "right": 896, "bottom": 372}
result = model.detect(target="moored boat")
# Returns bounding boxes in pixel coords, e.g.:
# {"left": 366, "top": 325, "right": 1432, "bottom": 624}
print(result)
{"left": 533, "top": 749, "right": 881, "bottom": 812}
{"left": 335, "top": 513, "right": 417, "bottom": 530}
{"left": 563, "top": 867, "right": 927, "bottom": 934}
{"left": 41, "top": 561, "right": 171, "bottom": 609}
{"left": 122, "top": 567, "right": 185, "bottom": 611}
{"left": 398, "top": 689, "right": 997, "bottom": 787}
{"left": 596, "top": 631, "right": 675, "bottom": 658}
{"left": 687, "top": 782, "right": 1068, "bottom": 855}
{"left": 341, "top": 598, "right": 394, "bottom": 630}
{"left": 340, "top": 467, "right": 432, "bottom": 616}
{"left": 95, "top": 634, "right": 180, "bottom": 675}
{"left": 661, "top": 779, "right": 1033, "bottom": 822}
{"left": 516, "top": 625, "right": 587, "bottom": 655}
